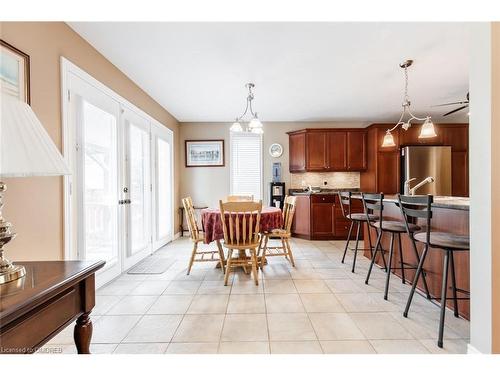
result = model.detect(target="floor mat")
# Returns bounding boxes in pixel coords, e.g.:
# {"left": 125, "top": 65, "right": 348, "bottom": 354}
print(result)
{"left": 127, "top": 256, "right": 176, "bottom": 274}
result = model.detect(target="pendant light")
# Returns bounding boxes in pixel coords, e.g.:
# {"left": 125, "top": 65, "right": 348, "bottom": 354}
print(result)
{"left": 382, "top": 60, "right": 437, "bottom": 147}
{"left": 230, "top": 83, "right": 264, "bottom": 134}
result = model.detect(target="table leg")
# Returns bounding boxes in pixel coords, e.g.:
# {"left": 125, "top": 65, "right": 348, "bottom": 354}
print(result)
{"left": 74, "top": 312, "right": 93, "bottom": 354}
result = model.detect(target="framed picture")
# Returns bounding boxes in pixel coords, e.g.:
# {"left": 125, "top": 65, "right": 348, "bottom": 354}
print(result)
{"left": 185, "top": 140, "right": 225, "bottom": 167}
{"left": 1, "top": 40, "right": 30, "bottom": 104}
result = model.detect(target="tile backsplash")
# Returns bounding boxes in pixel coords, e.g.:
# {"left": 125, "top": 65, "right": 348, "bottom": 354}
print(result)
{"left": 290, "top": 172, "right": 360, "bottom": 189}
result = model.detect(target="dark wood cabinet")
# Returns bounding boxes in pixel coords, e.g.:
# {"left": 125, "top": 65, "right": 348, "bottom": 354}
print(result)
{"left": 451, "top": 151, "right": 469, "bottom": 197}
{"left": 288, "top": 129, "right": 367, "bottom": 172}
{"left": 327, "top": 132, "right": 347, "bottom": 170}
{"left": 306, "top": 132, "right": 328, "bottom": 170}
{"left": 311, "top": 202, "right": 335, "bottom": 239}
{"left": 347, "top": 131, "right": 367, "bottom": 170}
{"left": 291, "top": 194, "right": 363, "bottom": 240}
{"left": 289, "top": 132, "right": 306, "bottom": 172}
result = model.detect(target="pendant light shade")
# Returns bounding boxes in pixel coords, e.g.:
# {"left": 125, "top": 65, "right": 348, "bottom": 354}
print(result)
{"left": 381, "top": 131, "right": 396, "bottom": 148}
{"left": 248, "top": 117, "right": 263, "bottom": 129}
{"left": 230, "top": 121, "right": 243, "bottom": 132}
{"left": 418, "top": 118, "right": 437, "bottom": 139}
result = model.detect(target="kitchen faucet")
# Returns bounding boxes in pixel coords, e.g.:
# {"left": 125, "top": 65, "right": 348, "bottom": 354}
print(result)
{"left": 409, "top": 176, "right": 435, "bottom": 195}
{"left": 403, "top": 178, "right": 416, "bottom": 195}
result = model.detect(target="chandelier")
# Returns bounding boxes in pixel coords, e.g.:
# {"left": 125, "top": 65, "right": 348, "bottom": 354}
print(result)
{"left": 230, "top": 83, "right": 263, "bottom": 134}
{"left": 382, "top": 60, "right": 437, "bottom": 147}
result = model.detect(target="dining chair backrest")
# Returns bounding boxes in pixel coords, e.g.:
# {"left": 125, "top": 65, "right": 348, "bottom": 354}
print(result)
{"left": 226, "top": 195, "right": 254, "bottom": 202}
{"left": 397, "top": 194, "right": 433, "bottom": 242}
{"left": 282, "top": 195, "right": 297, "bottom": 233}
{"left": 219, "top": 200, "right": 262, "bottom": 247}
{"left": 361, "top": 192, "right": 384, "bottom": 227}
{"left": 182, "top": 196, "right": 201, "bottom": 241}
{"left": 338, "top": 191, "right": 353, "bottom": 219}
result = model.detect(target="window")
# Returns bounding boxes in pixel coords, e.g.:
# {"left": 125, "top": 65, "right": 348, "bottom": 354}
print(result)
{"left": 230, "top": 131, "right": 263, "bottom": 200}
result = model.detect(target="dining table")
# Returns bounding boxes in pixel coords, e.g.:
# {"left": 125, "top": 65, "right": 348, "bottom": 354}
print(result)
{"left": 200, "top": 206, "right": 284, "bottom": 270}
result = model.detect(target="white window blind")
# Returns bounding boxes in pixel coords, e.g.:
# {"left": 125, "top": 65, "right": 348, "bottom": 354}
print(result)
{"left": 230, "top": 131, "right": 263, "bottom": 200}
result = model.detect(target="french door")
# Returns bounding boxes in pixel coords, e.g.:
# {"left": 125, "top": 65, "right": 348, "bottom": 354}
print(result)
{"left": 122, "top": 108, "right": 152, "bottom": 270}
{"left": 63, "top": 60, "right": 174, "bottom": 287}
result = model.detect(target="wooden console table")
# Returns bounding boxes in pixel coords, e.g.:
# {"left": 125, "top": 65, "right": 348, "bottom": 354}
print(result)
{"left": 0, "top": 260, "right": 105, "bottom": 354}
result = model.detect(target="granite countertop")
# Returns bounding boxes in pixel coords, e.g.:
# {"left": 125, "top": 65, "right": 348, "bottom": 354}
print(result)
{"left": 350, "top": 194, "right": 469, "bottom": 211}
{"left": 289, "top": 188, "right": 359, "bottom": 196}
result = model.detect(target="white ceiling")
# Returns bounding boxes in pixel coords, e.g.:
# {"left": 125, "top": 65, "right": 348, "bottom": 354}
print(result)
{"left": 68, "top": 22, "right": 470, "bottom": 123}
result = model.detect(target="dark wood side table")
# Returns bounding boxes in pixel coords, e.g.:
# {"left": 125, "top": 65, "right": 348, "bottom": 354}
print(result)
{"left": 0, "top": 260, "right": 105, "bottom": 354}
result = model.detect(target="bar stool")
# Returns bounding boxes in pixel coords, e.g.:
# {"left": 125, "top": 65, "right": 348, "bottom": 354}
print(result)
{"left": 363, "top": 193, "right": 431, "bottom": 301}
{"left": 338, "top": 192, "right": 378, "bottom": 273}
{"left": 398, "top": 194, "right": 470, "bottom": 348}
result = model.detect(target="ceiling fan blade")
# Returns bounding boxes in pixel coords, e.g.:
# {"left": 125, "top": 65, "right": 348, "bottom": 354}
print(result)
{"left": 443, "top": 105, "right": 468, "bottom": 116}
{"left": 432, "top": 101, "right": 469, "bottom": 107}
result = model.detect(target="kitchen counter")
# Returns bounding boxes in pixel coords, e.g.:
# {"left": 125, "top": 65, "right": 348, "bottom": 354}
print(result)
{"left": 289, "top": 188, "right": 360, "bottom": 196}
{"left": 351, "top": 194, "right": 469, "bottom": 211}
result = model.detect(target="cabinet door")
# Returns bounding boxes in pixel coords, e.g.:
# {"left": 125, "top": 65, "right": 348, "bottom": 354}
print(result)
{"left": 377, "top": 151, "right": 400, "bottom": 194}
{"left": 451, "top": 151, "right": 469, "bottom": 197}
{"left": 347, "top": 131, "right": 367, "bottom": 170}
{"left": 442, "top": 125, "right": 468, "bottom": 152}
{"left": 311, "top": 203, "right": 335, "bottom": 238}
{"left": 328, "top": 131, "right": 347, "bottom": 170}
{"left": 289, "top": 133, "right": 306, "bottom": 172}
{"left": 306, "top": 132, "right": 328, "bottom": 170}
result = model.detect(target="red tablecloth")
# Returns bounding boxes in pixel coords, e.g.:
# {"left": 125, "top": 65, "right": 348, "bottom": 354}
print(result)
{"left": 201, "top": 207, "right": 283, "bottom": 244}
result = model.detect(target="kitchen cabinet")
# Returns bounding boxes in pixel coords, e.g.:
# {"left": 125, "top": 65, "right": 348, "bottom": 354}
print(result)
{"left": 347, "top": 131, "right": 367, "bottom": 170}
{"left": 288, "top": 129, "right": 367, "bottom": 172}
{"left": 291, "top": 193, "right": 363, "bottom": 240}
{"left": 289, "top": 132, "right": 306, "bottom": 172}
{"left": 306, "top": 132, "right": 328, "bottom": 170}
{"left": 328, "top": 132, "right": 347, "bottom": 170}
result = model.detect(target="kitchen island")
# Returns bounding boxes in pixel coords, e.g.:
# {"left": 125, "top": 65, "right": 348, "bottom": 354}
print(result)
{"left": 352, "top": 195, "right": 470, "bottom": 319}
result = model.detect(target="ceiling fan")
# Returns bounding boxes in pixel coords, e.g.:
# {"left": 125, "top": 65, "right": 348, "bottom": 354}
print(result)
{"left": 432, "top": 92, "right": 469, "bottom": 117}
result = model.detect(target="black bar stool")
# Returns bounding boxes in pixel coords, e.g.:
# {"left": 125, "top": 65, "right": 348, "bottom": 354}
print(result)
{"left": 362, "top": 193, "right": 431, "bottom": 301}
{"left": 338, "top": 192, "right": 377, "bottom": 273}
{"left": 398, "top": 194, "right": 470, "bottom": 348}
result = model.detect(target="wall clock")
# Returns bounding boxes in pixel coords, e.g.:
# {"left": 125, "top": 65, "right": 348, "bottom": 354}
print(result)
{"left": 269, "top": 143, "right": 283, "bottom": 158}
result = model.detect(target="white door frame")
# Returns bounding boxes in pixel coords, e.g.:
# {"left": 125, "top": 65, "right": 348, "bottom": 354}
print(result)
{"left": 61, "top": 57, "right": 175, "bottom": 286}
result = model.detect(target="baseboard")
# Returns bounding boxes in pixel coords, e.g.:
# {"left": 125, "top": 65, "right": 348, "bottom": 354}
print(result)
{"left": 467, "top": 343, "right": 483, "bottom": 354}
{"left": 173, "top": 231, "right": 181, "bottom": 240}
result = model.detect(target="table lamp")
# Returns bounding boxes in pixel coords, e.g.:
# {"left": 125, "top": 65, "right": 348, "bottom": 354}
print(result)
{"left": 0, "top": 95, "right": 70, "bottom": 284}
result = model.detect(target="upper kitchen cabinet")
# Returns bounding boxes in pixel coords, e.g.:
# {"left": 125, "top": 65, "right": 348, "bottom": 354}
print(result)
{"left": 306, "top": 131, "right": 328, "bottom": 170}
{"left": 289, "top": 131, "right": 306, "bottom": 172}
{"left": 288, "top": 129, "right": 367, "bottom": 172}
{"left": 328, "top": 131, "right": 347, "bottom": 170}
{"left": 346, "top": 130, "right": 367, "bottom": 170}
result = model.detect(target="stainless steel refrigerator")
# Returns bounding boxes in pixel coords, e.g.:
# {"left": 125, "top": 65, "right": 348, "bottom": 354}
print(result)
{"left": 401, "top": 146, "right": 452, "bottom": 196}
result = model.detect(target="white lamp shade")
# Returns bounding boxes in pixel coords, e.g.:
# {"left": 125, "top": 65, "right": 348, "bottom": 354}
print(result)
{"left": 418, "top": 119, "right": 437, "bottom": 139}
{"left": 248, "top": 118, "right": 263, "bottom": 129}
{"left": 1, "top": 96, "right": 70, "bottom": 177}
{"left": 230, "top": 121, "right": 243, "bottom": 132}
{"left": 381, "top": 131, "right": 396, "bottom": 147}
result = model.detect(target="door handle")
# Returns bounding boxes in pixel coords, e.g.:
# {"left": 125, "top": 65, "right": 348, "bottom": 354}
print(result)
{"left": 119, "top": 200, "right": 125, "bottom": 205}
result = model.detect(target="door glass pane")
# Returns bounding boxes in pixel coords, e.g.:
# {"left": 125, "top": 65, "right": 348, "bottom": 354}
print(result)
{"left": 157, "top": 138, "right": 171, "bottom": 239}
{"left": 129, "top": 123, "right": 150, "bottom": 254}
{"left": 82, "top": 100, "right": 118, "bottom": 263}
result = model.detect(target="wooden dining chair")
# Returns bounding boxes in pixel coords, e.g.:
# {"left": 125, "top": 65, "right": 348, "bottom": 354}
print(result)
{"left": 182, "top": 197, "right": 225, "bottom": 275}
{"left": 219, "top": 200, "right": 263, "bottom": 285}
{"left": 226, "top": 194, "right": 254, "bottom": 202}
{"left": 260, "top": 195, "right": 297, "bottom": 267}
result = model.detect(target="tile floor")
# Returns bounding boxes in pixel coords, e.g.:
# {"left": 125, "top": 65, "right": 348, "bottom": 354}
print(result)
{"left": 39, "top": 237, "right": 470, "bottom": 354}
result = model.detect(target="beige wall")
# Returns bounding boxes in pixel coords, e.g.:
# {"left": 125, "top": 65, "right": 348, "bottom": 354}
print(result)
{"left": 0, "top": 22, "right": 180, "bottom": 261}
{"left": 491, "top": 22, "right": 500, "bottom": 354}
{"left": 179, "top": 121, "right": 368, "bottom": 209}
